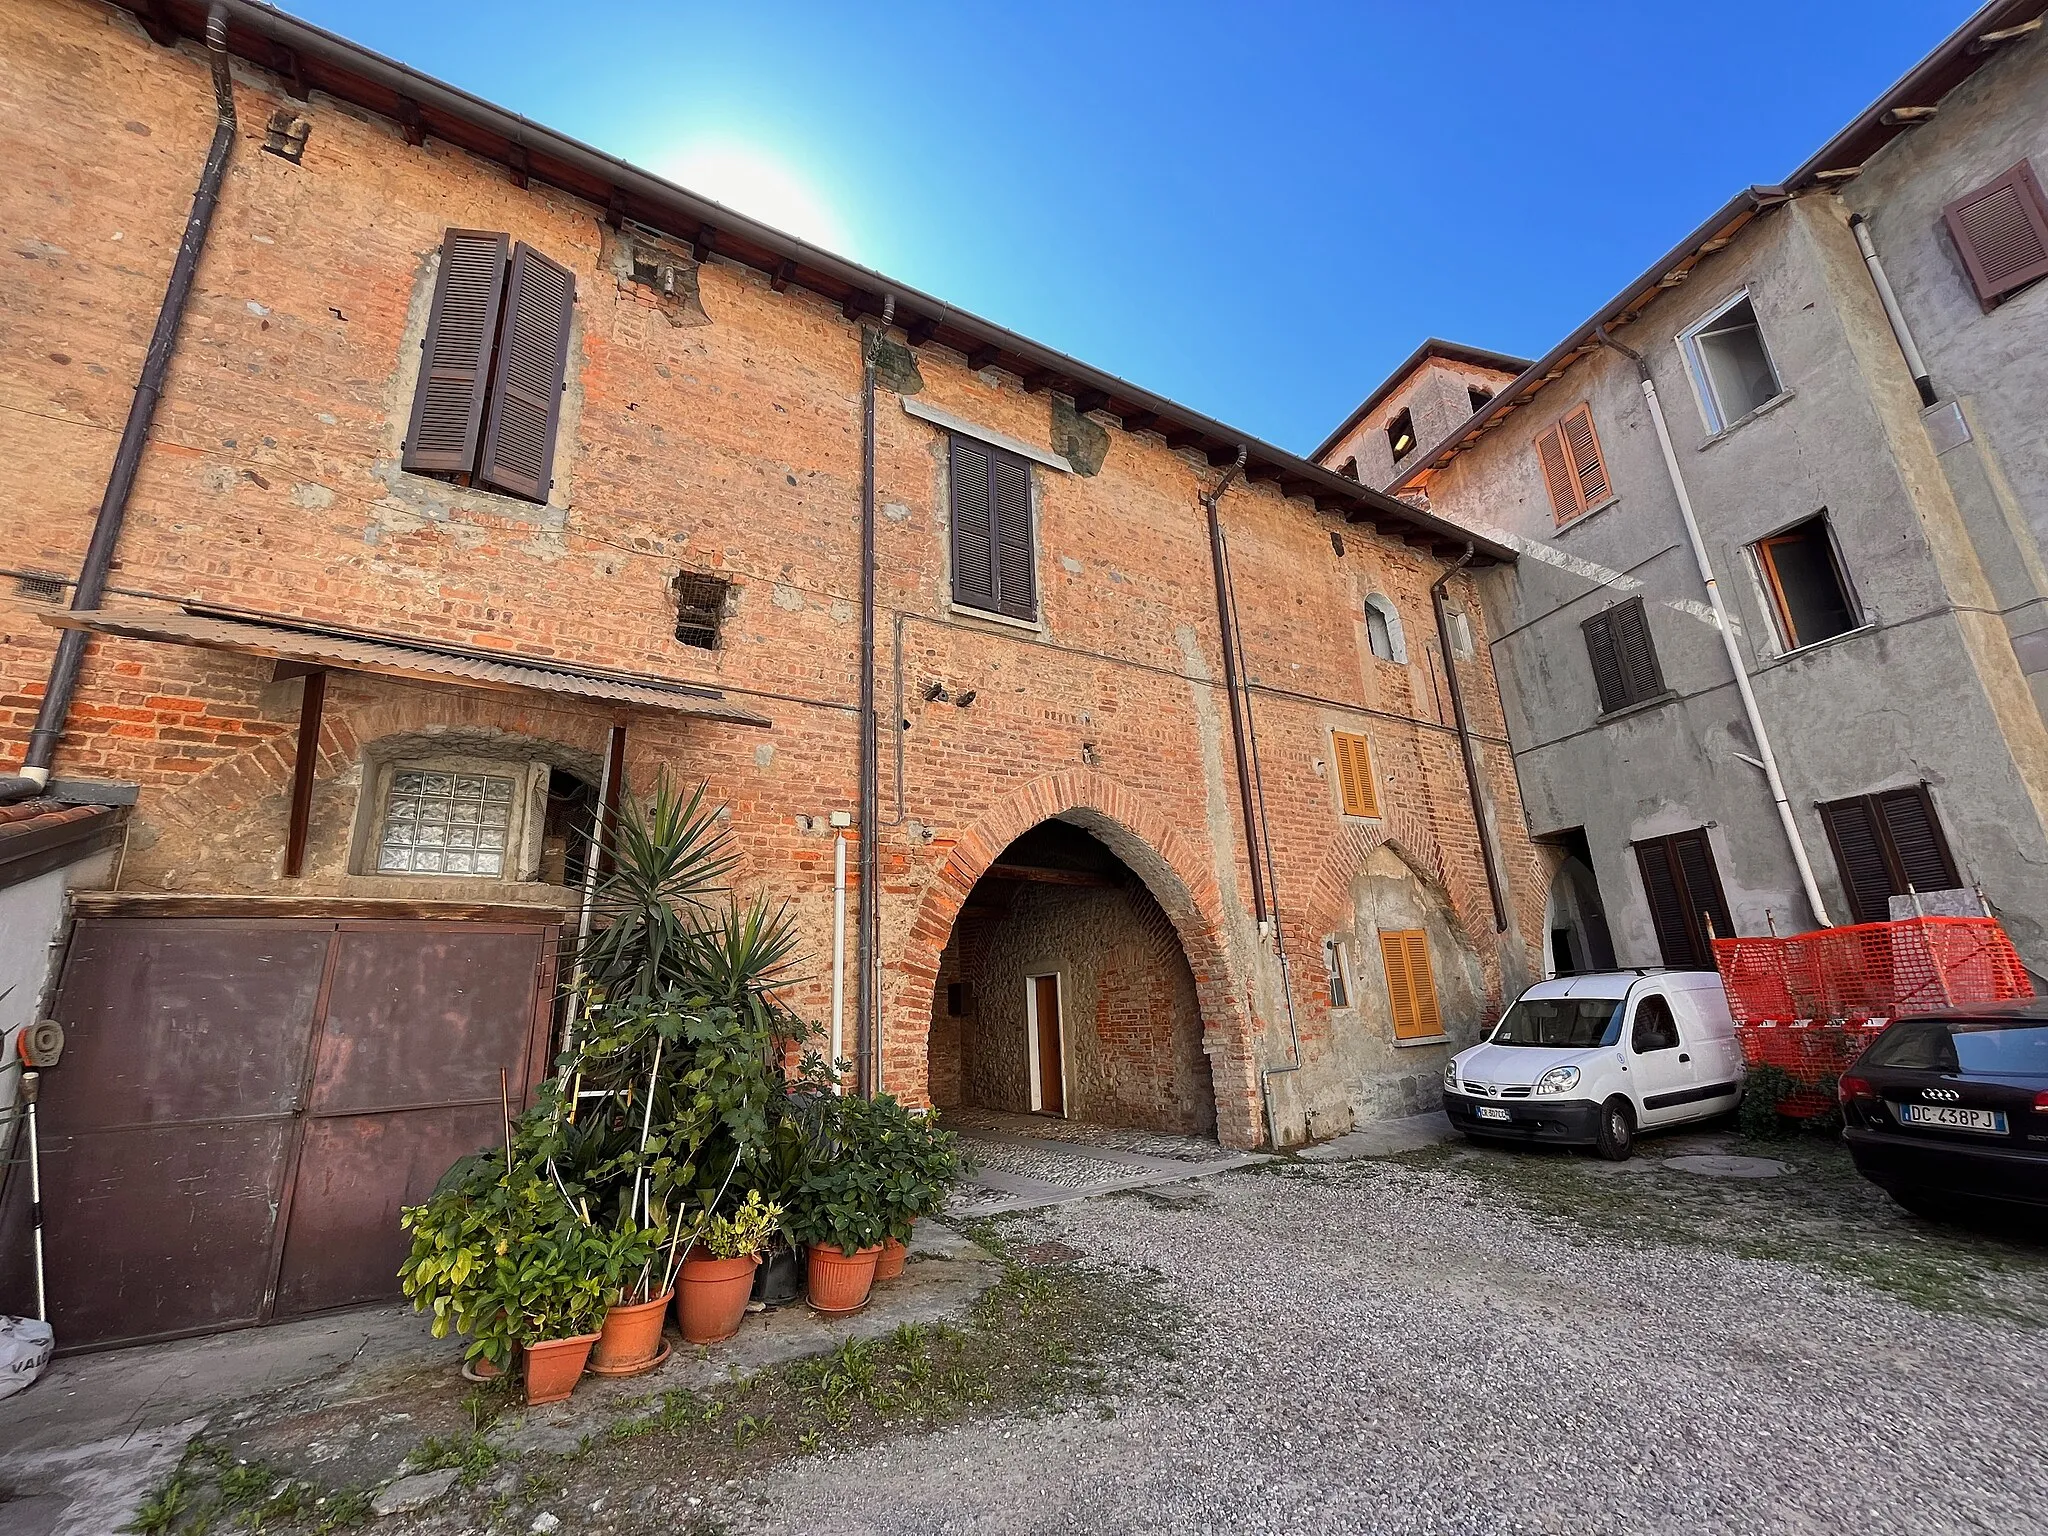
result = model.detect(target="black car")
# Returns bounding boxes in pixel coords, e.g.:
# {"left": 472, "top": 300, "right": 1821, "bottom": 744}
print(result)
{"left": 1840, "top": 1001, "right": 2048, "bottom": 1219}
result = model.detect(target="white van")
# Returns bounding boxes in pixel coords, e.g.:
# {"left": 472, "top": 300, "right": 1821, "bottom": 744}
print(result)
{"left": 1442, "top": 971, "right": 1744, "bottom": 1160}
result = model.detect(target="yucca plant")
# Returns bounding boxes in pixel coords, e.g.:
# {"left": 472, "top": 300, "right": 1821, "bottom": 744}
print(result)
{"left": 570, "top": 775, "right": 739, "bottom": 1003}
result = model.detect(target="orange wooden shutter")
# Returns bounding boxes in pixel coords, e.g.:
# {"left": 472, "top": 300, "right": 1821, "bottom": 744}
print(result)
{"left": 1332, "top": 731, "right": 1379, "bottom": 818}
{"left": 1378, "top": 929, "right": 1442, "bottom": 1040}
{"left": 1560, "top": 404, "right": 1610, "bottom": 508}
{"left": 1535, "top": 422, "right": 1583, "bottom": 523}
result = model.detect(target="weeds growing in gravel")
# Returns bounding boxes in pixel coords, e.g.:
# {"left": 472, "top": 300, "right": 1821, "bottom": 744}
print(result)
{"left": 125, "top": 1437, "right": 372, "bottom": 1534}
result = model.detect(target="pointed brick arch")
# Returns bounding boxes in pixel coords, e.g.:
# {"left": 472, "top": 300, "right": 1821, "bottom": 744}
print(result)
{"left": 885, "top": 768, "right": 1260, "bottom": 1147}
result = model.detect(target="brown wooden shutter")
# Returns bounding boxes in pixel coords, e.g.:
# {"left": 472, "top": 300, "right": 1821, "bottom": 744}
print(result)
{"left": 1634, "top": 829, "right": 1730, "bottom": 967}
{"left": 1944, "top": 160, "right": 2048, "bottom": 307}
{"left": 1875, "top": 786, "right": 1959, "bottom": 894}
{"left": 1378, "top": 929, "right": 1441, "bottom": 1040}
{"left": 477, "top": 242, "right": 575, "bottom": 502}
{"left": 1672, "top": 829, "right": 1732, "bottom": 947}
{"left": 1820, "top": 797, "right": 1895, "bottom": 924}
{"left": 1635, "top": 840, "right": 1698, "bottom": 967}
{"left": 402, "top": 229, "right": 508, "bottom": 475}
{"left": 1582, "top": 608, "right": 1627, "bottom": 713}
{"left": 949, "top": 437, "right": 996, "bottom": 610}
{"left": 1535, "top": 422, "right": 1583, "bottom": 523}
{"left": 992, "top": 453, "right": 1037, "bottom": 621}
{"left": 1332, "top": 731, "right": 1379, "bottom": 818}
{"left": 1560, "top": 403, "right": 1610, "bottom": 507}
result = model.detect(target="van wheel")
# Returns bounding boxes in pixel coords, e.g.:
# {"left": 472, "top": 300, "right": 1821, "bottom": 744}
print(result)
{"left": 1594, "top": 1098, "right": 1635, "bottom": 1161}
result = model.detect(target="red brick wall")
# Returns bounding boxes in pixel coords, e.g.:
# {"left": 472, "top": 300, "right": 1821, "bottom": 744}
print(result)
{"left": 0, "top": 1, "right": 1546, "bottom": 1148}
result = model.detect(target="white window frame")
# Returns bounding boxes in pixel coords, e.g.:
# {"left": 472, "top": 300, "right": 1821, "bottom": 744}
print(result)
{"left": 1024, "top": 970, "right": 1068, "bottom": 1117}
{"left": 1323, "top": 938, "right": 1354, "bottom": 1010}
{"left": 1676, "top": 288, "right": 1785, "bottom": 435}
{"left": 1363, "top": 593, "right": 1408, "bottom": 664}
{"left": 354, "top": 754, "right": 550, "bottom": 881}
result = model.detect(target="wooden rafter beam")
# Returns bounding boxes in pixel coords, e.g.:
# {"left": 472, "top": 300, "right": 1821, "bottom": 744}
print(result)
{"left": 1069, "top": 387, "right": 1109, "bottom": 416}
{"left": 984, "top": 862, "right": 1116, "bottom": 888}
{"left": 507, "top": 143, "right": 530, "bottom": 189}
{"left": 967, "top": 343, "right": 1002, "bottom": 372}
{"left": 904, "top": 315, "right": 939, "bottom": 348}
{"left": 770, "top": 259, "right": 796, "bottom": 292}
{"left": 396, "top": 94, "right": 424, "bottom": 147}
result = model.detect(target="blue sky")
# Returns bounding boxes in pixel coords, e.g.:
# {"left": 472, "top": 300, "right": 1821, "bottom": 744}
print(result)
{"left": 291, "top": 1, "right": 1980, "bottom": 453}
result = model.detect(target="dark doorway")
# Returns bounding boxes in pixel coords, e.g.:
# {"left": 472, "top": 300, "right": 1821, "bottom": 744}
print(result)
{"left": 928, "top": 820, "right": 1215, "bottom": 1137}
{"left": 0, "top": 912, "right": 558, "bottom": 1350}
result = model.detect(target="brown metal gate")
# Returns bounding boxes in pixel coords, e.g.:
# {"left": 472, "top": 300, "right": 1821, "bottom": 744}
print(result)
{"left": 3, "top": 911, "right": 558, "bottom": 1350}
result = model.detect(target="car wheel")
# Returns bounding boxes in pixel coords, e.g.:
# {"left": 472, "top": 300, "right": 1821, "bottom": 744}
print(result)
{"left": 1594, "top": 1098, "right": 1635, "bottom": 1161}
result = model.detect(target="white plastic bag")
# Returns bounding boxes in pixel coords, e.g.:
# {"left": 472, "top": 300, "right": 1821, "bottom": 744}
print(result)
{"left": 0, "top": 1315, "right": 53, "bottom": 1400}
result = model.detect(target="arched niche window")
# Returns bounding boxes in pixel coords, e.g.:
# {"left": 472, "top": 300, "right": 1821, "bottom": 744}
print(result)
{"left": 1363, "top": 593, "right": 1407, "bottom": 664}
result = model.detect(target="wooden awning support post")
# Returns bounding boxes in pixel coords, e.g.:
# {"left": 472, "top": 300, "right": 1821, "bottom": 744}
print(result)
{"left": 283, "top": 666, "right": 326, "bottom": 878}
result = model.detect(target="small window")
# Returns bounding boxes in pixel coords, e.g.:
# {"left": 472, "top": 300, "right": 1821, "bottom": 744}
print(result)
{"left": 1630, "top": 995, "right": 1681, "bottom": 1054}
{"left": 1943, "top": 159, "right": 2048, "bottom": 309}
{"left": 948, "top": 435, "right": 1037, "bottom": 622}
{"left": 1754, "top": 514, "right": 1858, "bottom": 650}
{"left": 1445, "top": 607, "right": 1475, "bottom": 661}
{"left": 1680, "top": 293, "right": 1782, "bottom": 433}
{"left": 1582, "top": 597, "right": 1665, "bottom": 713}
{"left": 1377, "top": 928, "right": 1443, "bottom": 1041}
{"left": 402, "top": 229, "right": 576, "bottom": 504}
{"left": 1386, "top": 407, "right": 1417, "bottom": 463}
{"left": 1633, "top": 829, "right": 1733, "bottom": 969}
{"left": 1534, "top": 404, "right": 1610, "bottom": 524}
{"left": 1819, "top": 785, "right": 1961, "bottom": 924}
{"left": 1468, "top": 386, "right": 1494, "bottom": 414}
{"left": 674, "top": 570, "right": 730, "bottom": 650}
{"left": 1362, "top": 593, "right": 1406, "bottom": 663}
{"left": 1323, "top": 938, "right": 1352, "bottom": 1009}
{"left": 1331, "top": 731, "right": 1380, "bottom": 819}
{"left": 375, "top": 767, "right": 519, "bottom": 877}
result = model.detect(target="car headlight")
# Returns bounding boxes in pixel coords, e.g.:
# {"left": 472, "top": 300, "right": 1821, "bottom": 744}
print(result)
{"left": 1443, "top": 1060, "right": 1460, "bottom": 1093}
{"left": 1534, "top": 1066, "right": 1580, "bottom": 1096}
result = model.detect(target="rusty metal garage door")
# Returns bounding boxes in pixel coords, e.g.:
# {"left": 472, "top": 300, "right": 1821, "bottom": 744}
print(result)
{"left": 3, "top": 913, "right": 558, "bottom": 1350}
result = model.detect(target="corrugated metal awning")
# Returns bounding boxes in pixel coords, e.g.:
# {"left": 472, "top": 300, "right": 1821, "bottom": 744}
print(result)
{"left": 45, "top": 609, "right": 772, "bottom": 726}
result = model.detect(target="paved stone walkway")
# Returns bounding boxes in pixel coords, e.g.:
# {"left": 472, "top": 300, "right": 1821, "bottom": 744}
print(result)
{"left": 944, "top": 1111, "right": 1262, "bottom": 1217}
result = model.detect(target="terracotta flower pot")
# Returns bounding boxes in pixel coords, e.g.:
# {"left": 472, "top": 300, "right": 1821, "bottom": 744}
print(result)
{"left": 874, "top": 1232, "right": 910, "bottom": 1282}
{"left": 677, "top": 1253, "right": 759, "bottom": 1344}
{"left": 806, "top": 1242, "right": 882, "bottom": 1314}
{"left": 522, "top": 1331, "right": 599, "bottom": 1406}
{"left": 590, "top": 1290, "right": 673, "bottom": 1376}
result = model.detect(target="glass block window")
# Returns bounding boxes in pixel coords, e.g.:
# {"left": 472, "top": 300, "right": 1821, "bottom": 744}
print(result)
{"left": 376, "top": 769, "right": 516, "bottom": 876}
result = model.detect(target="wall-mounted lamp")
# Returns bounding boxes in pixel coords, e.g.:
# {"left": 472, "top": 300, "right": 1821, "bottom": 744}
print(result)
{"left": 923, "top": 681, "right": 950, "bottom": 703}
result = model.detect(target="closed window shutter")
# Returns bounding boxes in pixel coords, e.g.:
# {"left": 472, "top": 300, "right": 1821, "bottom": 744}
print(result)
{"left": 478, "top": 242, "right": 575, "bottom": 502}
{"left": 1820, "top": 797, "right": 1895, "bottom": 924}
{"left": 1635, "top": 840, "right": 1699, "bottom": 968}
{"left": 992, "top": 454, "right": 1037, "bottom": 621}
{"left": 1583, "top": 609, "right": 1626, "bottom": 712}
{"left": 1378, "top": 929, "right": 1441, "bottom": 1040}
{"left": 1560, "top": 404, "right": 1610, "bottom": 508}
{"left": 1943, "top": 160, "right": 2048, "bottom": 306}
{"left": 403, "top": 229, "right": 508, "bottom": 475}
{"left": 1875, "top": 786, "right": 1959, "bottom": 894}
{"left": 949, "top": 437, "right": 996, "bottom": 610}
{"left": 1332, "top": 731, "right": 1379, "bottom": 818}
{"left": 1535, "top": 423, "right": 1583, "bottom": 523}
{"left": 1671, "top": 830, "right": 1732, "bottom": 948}
{"left": 1612, "top": 599, "right": 1665, "bottom": 702}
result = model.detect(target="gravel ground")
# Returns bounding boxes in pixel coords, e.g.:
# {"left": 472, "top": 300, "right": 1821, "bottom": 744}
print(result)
{"left": 710, "top": 1152, "right": 2048, "bottom": 1536}
{"left": 943, "top": 1107, "right": 1227, "bottom": 1162}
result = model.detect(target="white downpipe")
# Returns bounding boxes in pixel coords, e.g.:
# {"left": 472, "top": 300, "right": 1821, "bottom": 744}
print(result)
{"left": 1850, "top": 213, "right": 1935, "bottom": 405}
{"left": 1629, "top": 362, "right": 1834, "bottom": 929}
{"left": 830, "top": 832, "right": 847, "bottom": 1091}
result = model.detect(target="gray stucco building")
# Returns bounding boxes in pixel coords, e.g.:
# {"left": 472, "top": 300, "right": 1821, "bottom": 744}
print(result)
{"left": 1321, "top": 2, "right": 2048, "bottom": 984}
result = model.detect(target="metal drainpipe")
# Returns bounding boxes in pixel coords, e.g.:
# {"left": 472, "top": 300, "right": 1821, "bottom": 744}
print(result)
{"left": 1200, "top": 447, "right": 1265, "bottom": 923}
{"left": 2, "top": 6, "right": 238, "bottom": 805}
{"left": 1431, "top": 546, "right": 1509, "bottom": 932}
{"left": 855, "top": 294, "right": 895, "bottom": 1098}
{"left": 1593, "top": 326, "right": 1834, "bottom": 929}
{"left": 1848, "top": 213, "right": 1937, "bottom": 408}
{"left": 1214, "top": 522, "right": 1302, "bottom": 1148}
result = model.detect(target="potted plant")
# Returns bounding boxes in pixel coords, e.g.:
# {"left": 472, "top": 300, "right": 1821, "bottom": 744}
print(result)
{"left": 872, "top": 1104, "right": 969, "bottom": 1282}
{"left": 676, "top": 1189, "right": 781, "bottom": 1343}
{"left": 788, "top": 1093, "right": 891, "bottom": 1313}
{"left": 588, "top": 1218, "right": 671, "bottom": 1376}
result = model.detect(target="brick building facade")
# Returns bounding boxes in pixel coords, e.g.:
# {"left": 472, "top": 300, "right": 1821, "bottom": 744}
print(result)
{"left": 1, "top": 0, "right": 1544, "bottom": 1174}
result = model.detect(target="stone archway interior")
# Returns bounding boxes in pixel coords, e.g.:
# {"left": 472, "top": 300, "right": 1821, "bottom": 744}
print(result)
{"left": 927, "top": 820, "right": 1217, "bottom": 1138}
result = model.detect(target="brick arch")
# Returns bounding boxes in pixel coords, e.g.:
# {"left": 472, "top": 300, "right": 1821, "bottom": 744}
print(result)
{"left": 886, "top": 768, "right": 1260, "bottom": 1148}
{"left": 1301, "top": 806, "right": 1483, "bottom": 962}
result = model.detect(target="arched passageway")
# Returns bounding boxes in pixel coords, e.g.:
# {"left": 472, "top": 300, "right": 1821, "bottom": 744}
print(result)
{"left": 926, "top": 820, "right": 1218, "bottom": 1138}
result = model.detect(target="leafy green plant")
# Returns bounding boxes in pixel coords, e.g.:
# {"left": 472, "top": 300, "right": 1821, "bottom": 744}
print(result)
{"left": 701, "top": 1189, "right": 782, "bottom": 1259}
{"left": 570, "top": 776, "right": 739, "bottom": 1002}
{"left": 1739, "top": 1064, "right": 1845, "bottom": 1138}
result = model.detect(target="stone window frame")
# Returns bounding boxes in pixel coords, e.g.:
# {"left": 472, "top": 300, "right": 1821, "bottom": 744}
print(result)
{"left": 1362, "top": 593, "right": 1408, "bottom": 664}
{"left": 350, "top": 752, "right": 552, "bottom": 882}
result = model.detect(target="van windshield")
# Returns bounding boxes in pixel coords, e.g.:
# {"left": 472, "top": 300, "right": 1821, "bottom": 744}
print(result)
{"left": 1491, "top": 997, "right": 1623, "bottom": 1048}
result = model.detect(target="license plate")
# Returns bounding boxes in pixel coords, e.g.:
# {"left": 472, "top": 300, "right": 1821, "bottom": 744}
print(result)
{"left": 1474, "top": 1106, "right": 1512, "bottom": 1122}
{"left": 1895, "top": 1102, "right": 2007, "bottom": 1134}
